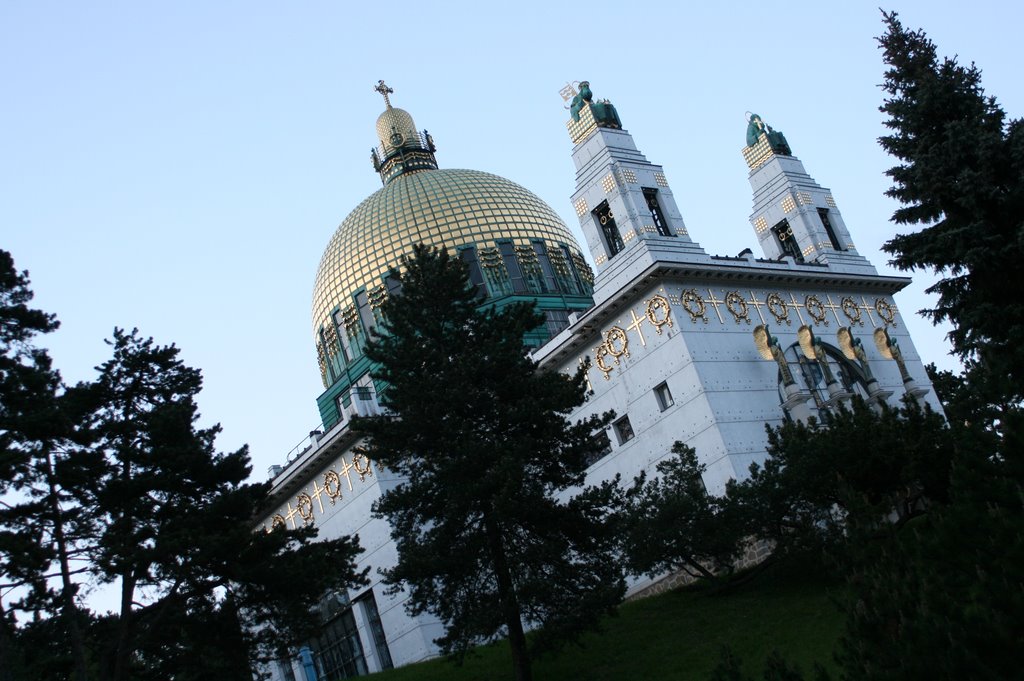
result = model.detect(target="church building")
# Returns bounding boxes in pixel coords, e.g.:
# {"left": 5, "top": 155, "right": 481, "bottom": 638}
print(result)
{"left": 257, "top": 81, "right": 938, "bottom": 680}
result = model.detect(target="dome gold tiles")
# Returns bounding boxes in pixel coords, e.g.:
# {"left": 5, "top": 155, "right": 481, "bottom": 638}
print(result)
{"left": 312, "top": 168, "right": 587, "bottom": 342}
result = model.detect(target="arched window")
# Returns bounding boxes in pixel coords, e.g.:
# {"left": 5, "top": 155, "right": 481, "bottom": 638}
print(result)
{"left": 775, "top": 340, "right": 871, "bottom": 417}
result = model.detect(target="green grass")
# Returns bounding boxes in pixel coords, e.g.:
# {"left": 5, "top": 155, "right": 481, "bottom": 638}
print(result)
{"left": 370, "top": 559, "right": 844, "bottom": 681}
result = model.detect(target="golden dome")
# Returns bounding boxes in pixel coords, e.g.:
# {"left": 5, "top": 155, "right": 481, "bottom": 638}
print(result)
{"left": 312, "top": 168, "right": 586, "bottom": 344}
{"left": 375, "top": 107, "right": 419, "bottom": 155}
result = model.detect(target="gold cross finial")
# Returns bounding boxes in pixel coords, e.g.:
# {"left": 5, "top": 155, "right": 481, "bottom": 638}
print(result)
{"left": 374, "top": 80, "right": 394, "bottom": 108}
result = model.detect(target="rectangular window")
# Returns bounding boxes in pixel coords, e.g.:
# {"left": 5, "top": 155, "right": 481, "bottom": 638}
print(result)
{"left": 593, "top": 201, "right": 624, "bottom": 257}
{"left": 319, "top": 329, "right": 339, "bottom": 384}
{"left": 643, "top": 188, "right": 673, "bottom": 236}
{"left": 654, "top": 381, "right": 674, "bottom": 411}
{"left": 459, "top": 246, "right": 488, "bottom": 298}
{"left": 332, "top": 310, "right": 352, "bottom": 363}
{"left": 355, "top": 591, "right": 394, "bottom": 671}
{"left": 355, "top": 291, "right": 376, "bottom": 338}
{"left": 384, "top": 273, "right": 402, "bottom": 297}
{"left": 584, "top": 430, "right": 612, "bottom": 467}
{"left": 498, "top": 241, "right": 528, "bottom": 293}
{"left": 277, "top": 660, "right": 297, "bottom": 681}
{"left": 544, "top": 309, "right": 571, "bottom": 337}
{"left": 354, "top": 385, "right": 372, "bottom": 401}
{"left": 335, "top": 394, "right": 350, "bottom": 424}
{"left": 560, "top": 245, "right": 585, "bottom": 295}
{"left": 612, "top": 415, "right": 635, "bottom": 445}
{"left": 532, "top": 241, "right": 561, "bottom": 293}
{"left": 311, "top": 605, "right": 368, "bottom": 680}
{"left": 771, "top": 219, "right": 804, "bottom": 263}
{"left": 817, "top": 208, "right": 843, "bottom": 251}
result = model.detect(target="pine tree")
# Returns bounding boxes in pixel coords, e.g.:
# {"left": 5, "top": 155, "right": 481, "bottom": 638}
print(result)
{"left": 727, "top": 399, "right": 955, "bottom": 564}
{"left": 1, "top": 250, "right": 366, "bottom": 679}
{"left": 354, "top": 245, "right": 624, "bottom": 681}
{"left": 833, "top": 408, "right": 1023, "bottom": 680}
{"left": 836, "top": 17, "right": 1024, "bottom": 676}
{"left": 620, "top": 442, "right": 744, "bottom": 582}
{"left": 78, "top": 328, "right": 366, "bottom": 680}
{"left": 878, "top": 11, "right": 1024, "bottom": 401}
{"left": 0, "top": 249, "right": 97, "bottom": 681}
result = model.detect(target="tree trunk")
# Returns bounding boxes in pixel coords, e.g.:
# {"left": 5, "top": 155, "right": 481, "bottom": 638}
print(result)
{"left": 112, "top": 571, "right": 136, "bottom": 681}
{"left": 0, "top": 599, "right": 15, "bottom": 681}
{"left": 682, "top": 556, "right": 717, "bottom": 581}
{"left": 45, "top": 447, "right": 91, "bottom": 681}
{"left": 484, "top": 515, "right": 531, "bottom": 681}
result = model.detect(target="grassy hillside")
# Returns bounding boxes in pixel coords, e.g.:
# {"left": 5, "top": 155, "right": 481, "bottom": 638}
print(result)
{"left": 371, "top": 559, "right": 844, "bottom": 681}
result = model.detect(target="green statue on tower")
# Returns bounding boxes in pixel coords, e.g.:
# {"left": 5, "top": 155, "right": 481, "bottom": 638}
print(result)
{"left": 746, "top": 112, "right": 791, "bottom": 155}
{"left": 570, "top": 81, "right": 622, "bottom": 129}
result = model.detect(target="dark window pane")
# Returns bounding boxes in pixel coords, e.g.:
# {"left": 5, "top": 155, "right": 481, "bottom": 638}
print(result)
{"left": 332, "top": 310, "right": 352, "bottom": 362}
{"left": 532, "top": 241, "right": 561, "bottom": 293}
{"left": 560, "top": 245, "right": 585, "bottom": 295}
{"left": 593, "top": 201, "right": 623, "bottom": 257}
{"left": 584, "top": 430, "right": 612, "bottom": 467}
{"left": 355, "top": 591, "right": 394, "bottom": 671}
{"left": 459, "top": 247, "right": 488, "bottom": 298}
{"left": 613, "top": 415, "right": 634, "bottom": 445}
{"left": 818, "top": 208, "right": 843, "bottom": 251}
{"left": 654, "top": 382, "right": 674, "bottom": 411}
{"left": 544, "top": 309, "right": 571, "bottom": 336}
{"left": 498, "top": 241, "right": 528, "bottom": 293}
{"left": 356, "top": 291, "right": 375, "bottom": 338}
{"left": 311, "top": 604, "right": 367, "bottom": 679}
{"left": 771, "top": 219, "right": 803, "bottom": 262}
{"left": 643, "top": 188, "right": 672, "bottom": 236}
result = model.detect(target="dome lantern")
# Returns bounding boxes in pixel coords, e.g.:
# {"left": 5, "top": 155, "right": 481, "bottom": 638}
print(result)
{"left": 370, "top": 80, "right": 438, "bottom": 184}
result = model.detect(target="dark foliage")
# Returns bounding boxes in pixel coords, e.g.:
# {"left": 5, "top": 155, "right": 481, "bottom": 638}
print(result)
{"left": 0, "top": 249, "right": 98, "bottom": 681}
{"left": 709, "top": 647, "right": 832, "bottom": 681}
{"left": 878, "top": 11, "right": 1024, "bottom": 401}
{"left": 0, "top": 249, "right": 366, "bottom": 681}
{"left": 838, "top": 17, "right": 1024, "bottom": 675}
{"left": 728, "top": 399, "right": 955, "bottom": 562}
{"left": 76, "top": 328, "right": 366, "bottom": 680}
{"left": 620, "top": 442, "right": 745, "bottom": 581}
{"left": 354, "top": 245, "right": 624, "bottom": 681}
{"left": 832, "top": 404, "right": 1024, "bottom": 680}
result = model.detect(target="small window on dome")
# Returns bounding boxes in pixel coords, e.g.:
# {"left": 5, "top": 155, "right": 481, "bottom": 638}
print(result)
{"left": 532, "top": 241, "right": 561, "bottom": 293}
{"left": 459, "top": 246, "right": 488, "bottom": 298}
{"left": 355, "top": 291, "right": 376, "bottom": 344}
{"left": 498, "top": 241, "right": 528, "bottom": 294}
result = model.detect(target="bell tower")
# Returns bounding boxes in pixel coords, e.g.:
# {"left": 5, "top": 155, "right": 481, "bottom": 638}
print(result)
{"left": 564, "top": 81, "right": 707, "bottom": 300}
{"left": 742, "top": 113, "right": 875, "bottom": 275}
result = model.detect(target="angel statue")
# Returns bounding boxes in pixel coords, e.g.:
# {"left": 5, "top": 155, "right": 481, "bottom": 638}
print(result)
{"left": 874, "top": 327, "right": 912, "bottom": 383}
{"left": 754, "top": 324, "right": 795, "bottom": 386}
{"left": 837, "top": 327, "right": 875, "bottom": 383}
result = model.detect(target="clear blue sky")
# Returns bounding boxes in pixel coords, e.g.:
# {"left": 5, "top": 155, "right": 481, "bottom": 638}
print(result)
{"left": 3, "top": 1, "right": 1019, "bottom": 480}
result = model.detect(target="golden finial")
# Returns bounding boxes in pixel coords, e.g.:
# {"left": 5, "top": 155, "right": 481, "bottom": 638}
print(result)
{"left": 374, "top": 80, "right": 394, "bottom": 108}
